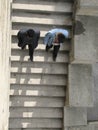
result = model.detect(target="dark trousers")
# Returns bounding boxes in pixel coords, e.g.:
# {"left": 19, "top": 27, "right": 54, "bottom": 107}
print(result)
{"left": 46, "top": 45, "right": 60, "bottom": 61}
{"left": 28, "top": 44, "right": 34, "bottom": 61}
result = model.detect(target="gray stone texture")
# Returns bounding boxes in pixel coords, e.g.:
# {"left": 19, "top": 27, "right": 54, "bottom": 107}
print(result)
{"left": 64, "top": 122, "right": 98, "bottom": 130}
{"left": 76, "top": 0, "right": 98, "bottom": 16}
{"left": 87, "top": 63, "right": 98, "bottom": 121}
{"left": 70, "top": 15, "right": 98, "bottom": 63}
{"left": 89, "top": 122, "right": 98, "bottom": 130}
{"left": 68, "top": 126, "right": 89, "bottom": 130}
{"left": 80, "top": 0, "right": 98, "bottom": 6}
{"left": 67, "top": 64, "right": 94, "bottom": 107}
{"left": 64, "top": 106, "right": 87, "bottom": 127}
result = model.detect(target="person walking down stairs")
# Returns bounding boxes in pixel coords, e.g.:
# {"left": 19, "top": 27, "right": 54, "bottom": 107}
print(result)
{"left": 17, "top": 28, "right": 40, "bottom": 62}
{"left": 44, "top": 28, "right": 69, "bottom": 61}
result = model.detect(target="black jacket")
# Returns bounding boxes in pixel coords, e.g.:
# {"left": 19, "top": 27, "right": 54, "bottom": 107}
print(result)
{"left": 17, "top": 28, "right": 40, "bottom": 49}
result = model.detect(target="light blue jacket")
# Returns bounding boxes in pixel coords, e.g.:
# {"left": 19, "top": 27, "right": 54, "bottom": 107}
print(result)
{"left": 44, "top": 28, "right": 69, "bottom": 46}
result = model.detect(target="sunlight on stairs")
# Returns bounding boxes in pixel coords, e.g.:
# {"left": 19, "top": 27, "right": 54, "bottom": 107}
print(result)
{"left": 9, "top": 0, "right": 73, "bottom": 130}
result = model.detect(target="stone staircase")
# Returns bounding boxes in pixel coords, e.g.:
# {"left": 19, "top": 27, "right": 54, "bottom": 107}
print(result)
{"left": 9, "top": 0, "right": 73, "bottom": 130}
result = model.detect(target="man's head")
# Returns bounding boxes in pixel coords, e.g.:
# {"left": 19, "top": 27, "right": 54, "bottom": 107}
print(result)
{"left": 57, "top": 33, "right": 65, "bottom": 43}
{"left": 27, "top": 29, "right": 35, "bottom": 37}
{"left": 17, "top": 29, "right": 35, "bottom": 49}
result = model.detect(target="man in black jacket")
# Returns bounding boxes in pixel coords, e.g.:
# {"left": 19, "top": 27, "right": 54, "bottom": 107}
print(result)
{"left": 17, "top": 28, "right": 40, "bottom": 61}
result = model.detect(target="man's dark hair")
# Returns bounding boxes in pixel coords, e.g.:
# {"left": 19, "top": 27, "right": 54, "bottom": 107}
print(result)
{"left": 27, "top": 29, "right": 35, "bottom": 37}
{"left": 57, "top": 33, "right": 65, "bottom": 43}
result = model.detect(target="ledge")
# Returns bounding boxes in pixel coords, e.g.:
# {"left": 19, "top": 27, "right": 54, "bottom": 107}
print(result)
{"left": 70, "top": 15, "right": 98, "bottom": 63}
{"left": 75, "top": 0, "right": 98, "bottom": 16}
{"left": 64, "top": 107, "right": 87, "bottom": 127}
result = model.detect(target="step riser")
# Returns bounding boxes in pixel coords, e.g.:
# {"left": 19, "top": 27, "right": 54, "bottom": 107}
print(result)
{"left": 11, "top": 51, "right": 69, "bottom": 62}
{"left": 9, "top": 128, "right": 62, "bottom": 130}
{"left": 10, "top": 96, "right": 64, "bottom": 107}
{"left": 9, "top": 118, "right": 62, "bottom": 129}
{"left": 12, "top": 16, "right": 72, "bottom": 26}
{"left": 10, "top": 107, "right": 63, "bottom": 118}
{"left": 12, "top": 29, "right": 72, "bottom": 38}
{"left": 10, "top": 85, "right": 65, "bottom": 97}
{"left": 12, "top": 3, "right": 72, "bottom": 13}
{"left": 11, "top": 73, "right": 67, "bottom": 85}
{"left": 11, "top": 62, "right": 68, "bottom": 74}
{"left": 13, "top": 0, "right": 73, "bottom": 4}
{"left": 12, "top": 23, "right": 72, "bottom": 30}
{"left": 11, "top": 43, "right": 70, "bottom": 51}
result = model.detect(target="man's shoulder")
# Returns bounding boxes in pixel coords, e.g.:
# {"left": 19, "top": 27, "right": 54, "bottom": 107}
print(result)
{"left": 34, "top": 30, "right": 40, "bottom": 36}
{"left": 18, "top": 29, "right": 28, "bottom": 34}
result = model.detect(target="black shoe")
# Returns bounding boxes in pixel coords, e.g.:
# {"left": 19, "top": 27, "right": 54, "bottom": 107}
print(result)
{"left": 28, "top": 58, "right": 33, "bottom": 62}
{"left": 46, "top": 46, "right": 49, "bottom": 52}
{"left": 21, "top": 45, "right": 26, "bottom": 50}
{"left": 30, "top": 59, "right": 33, "bottom": 62}
{"left": 29, "top": 56, "right": 33, "bottom": 62}
{"left": 53, "top": 56, "right": 56, "bottom": 61}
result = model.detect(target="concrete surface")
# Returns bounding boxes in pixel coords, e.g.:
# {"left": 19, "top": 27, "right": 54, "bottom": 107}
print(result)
{"left": 87, "top": 63, "right": 98, "bottom": 121}
{"left": 70, "top": 15, "right": 98, "bottom": 63}
{"left": 64, "top": 121, "right": 98, "bottom": 130}
{"left": 76, "top": 0, "right": 98, "bottom": 16}
{"left": 67, "top": 63, "right": 94, "bottom": 107}
{"left": 64, "top": 106, "right": 87, "bottom": 127}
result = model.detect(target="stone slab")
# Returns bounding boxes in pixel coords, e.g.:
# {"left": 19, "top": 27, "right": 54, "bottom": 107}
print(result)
{"left": 68, "top": 126, "right": 89, "bottom": 130}
{"left": 89, "top": 122, "right": 98, "bottom": 130}
{"left": 64, "top": 122, "right": 98, "bottom": 130}
{"left": 64, "top": 107, "right": 87, "bottom": 127}
{"left": 87, "top": 63, "right": 98, "bottom": 121}
{"left": 70, "top": 15, "right": 98, "bottom": 63}
{"left": 66, "top": 63, "right": 94, "bottom": 107}
{"left": 75, "top": 0, "right": 98, "bottom": 16}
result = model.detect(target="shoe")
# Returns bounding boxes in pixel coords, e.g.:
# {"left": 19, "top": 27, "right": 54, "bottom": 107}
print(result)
{"left": 53, "top": 56, "right": 56, "bottom": 61}
{"left": 46, "top": 46, "right": 49, "bottom": 52}
{"left": 29, "top": 56, "right": 33, "bottom": 62}
{"left": 21, "top": 45, "right": 26, "bottom": 50}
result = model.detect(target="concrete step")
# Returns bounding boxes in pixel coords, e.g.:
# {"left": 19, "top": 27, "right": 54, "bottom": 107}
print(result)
{"left": 66, "top": 126, "right": 88, "bottom": 130}
{"left": 9, "top": 118, "right": 62, "bottom": 129}
{"left": 12, "top": 32, "right": 71, "bottom": 41}
{"left": 12, "top": 2, "right": 72, "bottom": 13}
{"left": 9, "top": 127, "right": 62, "bottom": 130}
{"left": 13, "top": 0, "right": 73, "bottom": 3}
{"left": 10, "top": 84, "right": 66, "bottom": 87}
{"left": 9, "top": 107, "right": 63, "bottom": 118}
{"left": 12, "top": 29, "right": 71, "bottom": 38}
{"left": 11, "top": 61, "right": 68, "bottom": 74}
{"left": 12, "top": 22, "right": 72, "bottom": 30}
{"left": 64, "top": 107, "right": 87, "bottom": 127}
{"left": 65, "top": 121, "right": 98, "bottom": 130}
{"left": 10, "top": 85, "right": 65, "bottom": 97}
{"left": 11, "top": 41, "right": 70, "bottom": 51}
{"left": 11, "top": 50, "right": 69, "bottom": 62}
{"left": 10, "top": 96, "right": 64, "bottom": 107}
{"left": 11, "top": 73, "right": 67, "bottom": 85}
{"left": 12, "top": 15, "right": 72, "bottom": 26}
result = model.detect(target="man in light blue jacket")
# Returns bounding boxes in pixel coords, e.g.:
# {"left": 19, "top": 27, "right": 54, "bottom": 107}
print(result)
{"left": 44, "top": 28, "right": 69, "bottom": 61}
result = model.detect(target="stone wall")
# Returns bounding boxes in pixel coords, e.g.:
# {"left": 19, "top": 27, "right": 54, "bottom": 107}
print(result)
{"left": 64, "top": 0, "right": 98, "bottom": 129}
{"left": 0, "top": 0, "right": 11, "bottom": 130}
{"left": 70, "top": 0, "right": 98, "bottom": 63}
